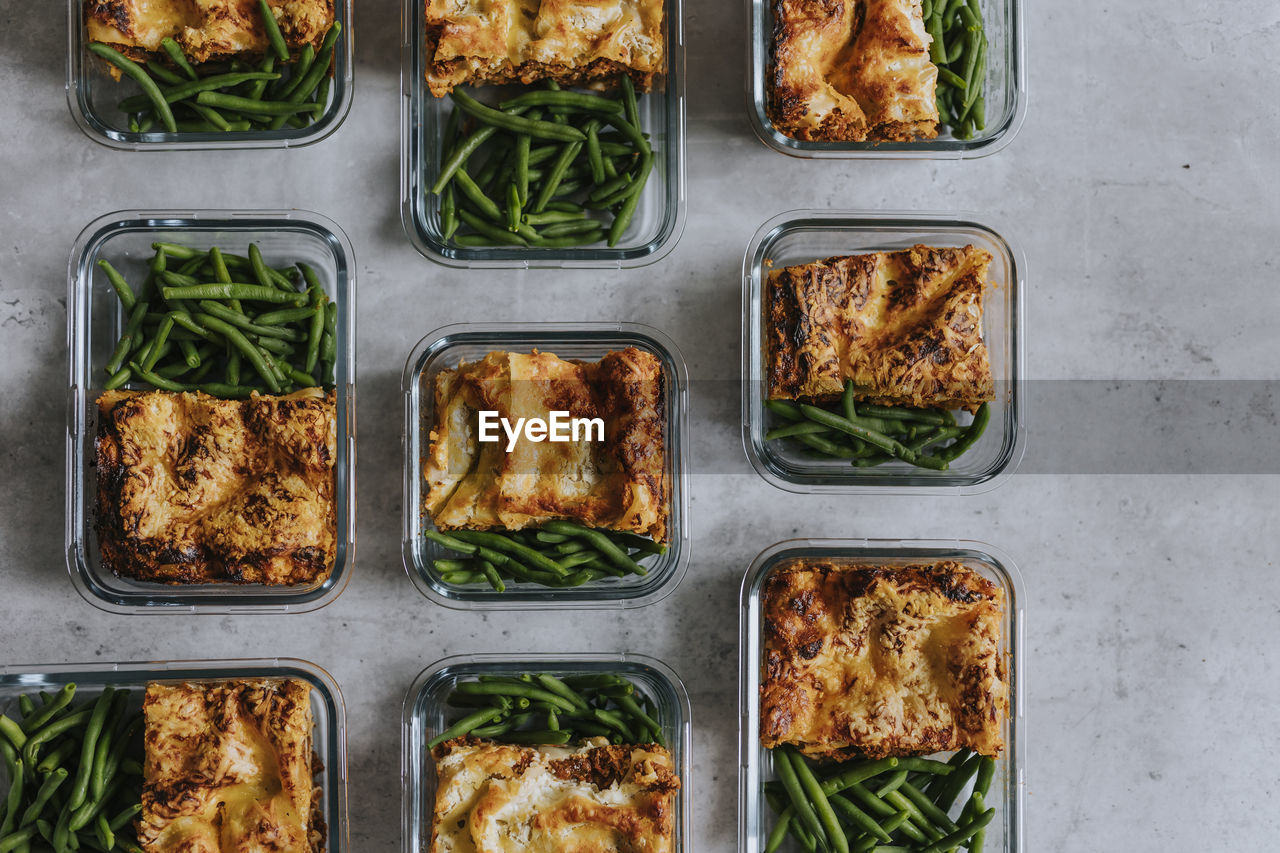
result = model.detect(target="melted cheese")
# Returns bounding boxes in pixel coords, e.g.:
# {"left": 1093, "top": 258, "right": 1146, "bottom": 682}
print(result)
{"left": 94, "top": 389, "right": 337, "bottom": 585}
{"left": 431, "top": 741, "right": 680, "bottom": 853}
{"left": 760, "top": 560, "right": 1007, "bottom": 760}
{"left": 423, "top": 0, "right": 665, "bottom": 96}
{"left": 84, "top": 0, "right": 334, "bottom": 64}
{"left": 138, "top": 680, "right": 322, "bottom": 853}
{"left": 424, "top": 348, "right": 669, "bottom": 542}
{"left": 765, "top": 244, "right": 995, "bottom": 411}
{"left": 769, "top": 0, "right": 937, "bottom": 142}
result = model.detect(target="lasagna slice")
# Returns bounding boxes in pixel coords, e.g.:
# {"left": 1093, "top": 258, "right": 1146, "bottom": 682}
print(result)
{"left": 769, "top": 0, "right": 937, "bottom": 142}
{"left": 760, "top": 560, "right": 1007, "bottom": 760}
{"left": 95, "top": 388, "right": 337, "bottom": 585}
{"left": 424, "top": 348, "right": 669, "bottom": 542}
{"left": 423, "top": 0, "right": 665, "bottom": 96}
{"left": 765, "top": 244, "right": 994, "bottom": 411}
{"left": 138, "top": 679, "right": 324, "bottom": 853}
{"left": 430, "top": 740, "right": 680, "bottom": 853}
{"left": 85, "top": 0, "right": 335, "bottom": 65}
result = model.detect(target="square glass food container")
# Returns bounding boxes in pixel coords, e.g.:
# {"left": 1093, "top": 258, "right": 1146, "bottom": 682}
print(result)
{"left": 66, "top": 209, "right": 357, "bottom": 614}
{"left": 738, "top": 538, "right": 1025, "bottom": 853}
{"left": 0, "top": 657, "right": 349, "bottom": 852}
{"left": 402, "top": 323, "right": 689, "bottom": 609}
{"left": 402, "top": 653, "right": 692, "bottom": 853}
{"left": 399, "top": 0, "right": 687, "bottom": 268}
{"left": 746, "top": 0, "right": 1025, "bottom": 158}
{"left": 742, "top": 209, "right": 1025, "bottom": 494}
{"left": 66, "top": 0, "right": 354, "bottom": 150}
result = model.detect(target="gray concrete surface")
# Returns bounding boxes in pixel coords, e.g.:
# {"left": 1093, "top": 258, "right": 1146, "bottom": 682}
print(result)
{"left": 3, "top": 0, "right": 1280, "bottom": 850}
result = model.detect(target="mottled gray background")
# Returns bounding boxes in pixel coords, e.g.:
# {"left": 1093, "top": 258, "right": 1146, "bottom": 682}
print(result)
{"left": 3, "top": 1, "right": 1279, "bottom": 850}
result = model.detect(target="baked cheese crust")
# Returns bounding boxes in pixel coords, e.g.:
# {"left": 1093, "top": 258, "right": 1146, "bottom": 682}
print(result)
{"left": 430, "top": 739, "right": 680, "bottom": 853}
{"left": 769, "top": 0, "right": 937, "bottom": 142}
{"left": 422, "top": 0, "right": 665, "bottom": 96}
{"left": 95, "top": 388, "right": 337, "bottom": 585}
{"left": 765, "top": 244, "right": 994, "bottom": 411}
{"left": 424, "top": 348, "right": 669, "bottom": 542}
{"left": 138, "top": 679, "right": 324, "bottom": 853}
{"left": 85, "top": 0, "right": 335, "bottom": 65}
{"left": 760, "top": 559, "right": 1007, "bottom": 760}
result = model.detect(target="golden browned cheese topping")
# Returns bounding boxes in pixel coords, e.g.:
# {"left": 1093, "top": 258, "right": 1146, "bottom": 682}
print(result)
{"left": 138, "top": 679, "right": 324, "bottom": 853}
{"left": 765, "top": 244, "right": 994, "bottom": 411}
{"left": 423, "top": 0, "right": 665, "bottom": 96}
{"left": 760, "top": 560, "right": 1007, "bottom": 760}
{"left": 769, "top": 0, "right": 937, "bottom": 142}
{"left": 430, "top": 739, "right": 680, "bottom": 853}
{"left": 95, "top": 389, "right": 337, "bottom": 585}
{"left": 85, "top": 0, "right": 335, "bottom": 65}
{"left": 424, "top": 348, "right": 668, "bottom": 542}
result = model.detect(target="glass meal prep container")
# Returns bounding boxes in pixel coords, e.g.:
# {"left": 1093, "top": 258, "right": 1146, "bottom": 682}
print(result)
{"left": 402, "top": 322, "right": 689, "bottom": 609}
{"left": 742, "top": 209, "right": 1025, "bottom": 494}
{"left": 398, "top": 0, "right": 687, "bottom": 268}
{"left": 0, "top": 657, "right": 350, "bottom": 852}
{"left": 66, "top": 209, "right": 357, "bottom": 614}
{"left": 65, "top": 0, "right": 354, "bottom": 151}
{"left": 402, "top": 652, "right": 692, "bottom": 853}
{"left": 738, "top": 538, "right": 1025, "bottom": 853}
{"left": 746, "top": 0, "right": 1024, "bottom": 158}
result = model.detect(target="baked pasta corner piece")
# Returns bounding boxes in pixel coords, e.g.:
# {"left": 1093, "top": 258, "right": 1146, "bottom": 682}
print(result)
{"left": 85, "top": 0, "right": 336, "bottom": 66}
{"left": 760, "top": 559, "right": 1007, "bottom": 760}
{"left": 769, "top": 0, "right": 937, "bottom": 142}
{"left": 95, "top": 388, "right": 338, "bottom": 585}
{"left": 424, "top": 347, "right": 669, "bottom": 542}
{"left": 422, "top": 0, "right": 666, "bottom": 96}
{"left": 765, "top": 243, "right": 994, "bottom": 411}
{"left": 430, "top": 739, "right": 680, "bottom": 853}
{"left": 139, "top": 679, "right": 325, "bottom": 853}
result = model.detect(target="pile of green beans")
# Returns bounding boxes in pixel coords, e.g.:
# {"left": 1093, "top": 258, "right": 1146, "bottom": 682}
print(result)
{"left": 765, "top": 381, "right": 989, "bottom": 470}
{"left": 430, "top": 672, "right": 665, "bottom": 750}
{"left": 0, "top": 685, "right": 143, "bottom": 853}
{"left": 98, "top": 242, "right": 336, "bottom": 398}
{"left": 426, "top": 521, "right": 666, "bottom": 592}
{"left": 923, "top": 0, "right": 988, "bottom": 139}
{"left": 432, "top": 77, "right": 655, "bottom": 248}
{"left": 765, "top": 747, "right": 996, "bottom": 853}
{"left": 89, "top": 3, "right": 340, "bottom": 135}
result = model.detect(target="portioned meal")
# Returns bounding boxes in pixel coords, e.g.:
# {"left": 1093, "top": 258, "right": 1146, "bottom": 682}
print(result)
{"left": 85, "top": 0, "right": 335, "bottom": 65}
{"left": 430, "top": 740, "right": 680, "bottom": 853}
{"left": 95, "top": 388, "right": 337, "bottom": 585}
{"left": 760, "top": 559, "right": 1007, "bottom": 760}
{"left": 766, "top": 245, "right": 993, "bottom": 411}
{"left": 425, "top": 348, "right": 667, "bottom": 542}
{"left": 138, "top": 679, "right": 325, "bottom": 852}
{"left": 422, "top": 0, "right": 666, "bottom": 96}
{"left": 766, "top": 0, "right": 991, "bottom": 142}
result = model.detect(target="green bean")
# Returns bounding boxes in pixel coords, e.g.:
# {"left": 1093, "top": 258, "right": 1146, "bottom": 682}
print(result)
{"left": 65, "top": 689, "right": 111, "bottom": 813}
{"left": 501, "top": 729, "right": 573, "bottom": 745}
{"left": 917, "top": 808, "right": 994, "bottom": 853}
{"left": 158, "top": 38, "right": 197, "bottom": 81}
{"left": 97, "top": 261, "right": 136, "bottom": 311}
{"left": 856, "top": 404, "right": 948, "bottom": 425}
{"left": 539, "top": 521, "right": 646, "bottom": 575}
{"left": 427, "top": 707, "right": 506, "bottom": 749}
{"left": 499, "top": 92, "right": 624, "bottom": 115}
{"left": 0, "top": 827, "right": 34, "bottom": 853}
{"left": 532, "top": 141, "right": 583, "bottom": 214}
{"left": 453, "top": 168, "right": 503, "bottom": 222}
{"left": 161, "top": 284, "right": 304, "bottom": 304}
{"left": 939, "top": 402, "right": 990, "bottom": 461}
{"left": 194, "top": 315, "right": 281, "bottom": 393}
{"left": 195, "top": 92, "right": 314, "bottom": 115}
{"left": 452, "top": 682, "right": 576, "bottom": 713}
{"left": 0, "top": 720, "right": 24, "bottom": 754}
{"left": 457, "top": 210, "right": 528, "bottom": 246}
{"left": 522, "top": 210, "right": 584, "bottom": 226}
{"left": 277, "top": 44, "right": 316, "bottom": 101}
{"left": 0, "top": 758, "right": 22, "bottom": 838}
{"left": 873, "top": 770, "right": 908, "bottom": 798}
{"left": 253, "top": 306, "right": 315, "bottom": 325}
{"left": 448, "top": 531, "right": 568, "bottom": 577}
{"left": 195, "top": 301, "right": 302, "bottom": 341}
{"left": 615, "top": 695, "right": 664, "bottom": 746}
{"left": 257, "top": 0, "right": 290, "bottom": 61}
{"left": 765, "top": 421, "right": 833, "bottom": 441}
{"left": 829, "top": 792, "right": 892, "bottom": 843}
{"left": 584, "top": 120, "right": 607, "bottom": 184}
{"left": 899, "top": 781, "right": 958, "bottom": 833}
{"left": 880, "top": 790, "right": 943, "bottom": 841}
{"left": 619, "top": 74, "right": 641, "bottom": 129}
{"left": 534, "top": 675, "right": 589, "bottom": 711}
{"left": 88, "top": 44, "right": 177, "bottom": 132}
{"left": 451, "top": 91, "right": 585, "bottom": 142}
{"left": 774, "top": 749, "right": 829, "bottom": 851}
{"left": 799, "top": 404, "right": 948, "bottom": 470}
{"left": 19, "top": 768, "right": 67, "bottom": 828}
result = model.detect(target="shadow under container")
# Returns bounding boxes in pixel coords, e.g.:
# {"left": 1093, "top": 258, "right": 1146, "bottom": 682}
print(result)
{"left": 399, "top": 0, "right": 686, "bottom": 268}
{"left": 402, "top": 653, "right": 692, "bottom": 853}
{"left": 66, "top": 209, "right": 357, "bottom": 614}
{"left": 0, "top": 657, "right": 349, "bottom": 852}
{"left": 742, "top": 209, "right": 1025, "bottom": 494}
{"left": 402, "top": 322, "right": 689, "bottom": 609}
{"left": 738, "top": 538, "right": 1025, "bottom": 853}
{"left": 66, "top": 0, "right": 354, "bottom": 150}
{"left": 747, "top": 0, "right": 1024, "bottom": 158}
